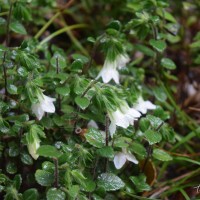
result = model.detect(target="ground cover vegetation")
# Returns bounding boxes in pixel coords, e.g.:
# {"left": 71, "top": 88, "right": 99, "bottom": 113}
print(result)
{"left": 0, "top": 0, "right": 200, "bottom": 199}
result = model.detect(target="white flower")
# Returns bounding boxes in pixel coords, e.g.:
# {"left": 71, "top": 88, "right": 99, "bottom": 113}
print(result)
{"left": 87, "top": 120, "right": 106, "bottom": 139}
{"left": 108, "top": 102, "right": 141, "bottom": 137}
{"left": 27, "top": 136, "right": 40, "bottom": 160}
{"left": 96, "top": 54, "right": 130, "bottom": 84}
{"left": 32, "top": 93, "right": 56, "bottom": 120}
{"left": 116, "top": 54, "right": 130, "bottom": 69}
{"left": 134, "top": 97, "right": 156, "bottom": 114}
{"left": 87, "top": 120, "right": 99, "bottom": 129}
{"left": 114, "top": 149, "right": 138, "bottom": 169}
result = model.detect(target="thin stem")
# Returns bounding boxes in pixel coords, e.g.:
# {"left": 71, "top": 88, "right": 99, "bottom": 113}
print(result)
{"left": 104, "top": 114, "right": 110, "bottom": 172}
{"left": 37, "top": 24, "right": 87, "bottom": 49}
{"left": 92, "top": 156, "right": 99, "bottom": 180}
{"left": 73, "top": 80, "right": 97, "bottom": 133}
{"left": 81, "top": 80, "right": 97, "bottom": 98}
{"left": 56, "top": 57, "right": 61, "bottom": 114}
{"left": 60, "top": 15, "right": 88, "bottom": 56}
{"left": 142, "top": 145, "right": 152, "bottom": 172}
{"left": 5, "top": 2, "right": 13, "bottom": 46}
{"left": 2, "top": 51, "right": 8, "bottom": 100}
{"left": 82, "top": 40, "right": 100, "bottom": 74}
{"left": 53, "top": 158, "right": 59, "bottom": 188}
{"left": 105, "top": 114, "right": 109, "bottom": 146}
{"left": 82, "top": 35, "right": 104, "bottom": 74}
{"left": 34, "top": 12, "right": 61, "bottom": 40}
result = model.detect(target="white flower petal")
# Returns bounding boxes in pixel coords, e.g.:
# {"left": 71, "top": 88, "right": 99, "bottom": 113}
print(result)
{"left": 96, "top": 57, "right": 121, "bottom": 84}
{"left": 87, "top": 120, "right": 99, "bottom": 129}
{"left": 125, "top": 153, "right": 139, "bottom": 164}
{"left": 114, "top": 152, "right": 127, "bottom": 169}
{"left": 31, "top": 103, "right": 45, "bottom": 120}
{"left": 109, "top": 121, "right": 116, "bottom": 137}
{"left": 112, "top": 110, "right": 129, "bottom": 128}
{"left": 111, "top": 70, "right": 120, "bottom": 84}
{"left": 135, "top": 97, "right": 156, "bottom": 114}
{"left": 116, "top": 54, "right": 130, "bottom": 69}
{"left": 32, "top": 93, "right": 56, "bottom": 120}
{"left": 40, "top": 95, "right": 55, "bottom": 113}
{"left": 134, "top": 104, "right": 147, "bottom": 114}
{"left": 143, "top": 100, "right": 156, "bottom": 110}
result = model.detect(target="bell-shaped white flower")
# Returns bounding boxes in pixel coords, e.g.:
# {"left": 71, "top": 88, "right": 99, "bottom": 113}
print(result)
{"left": 114, "top": 149, "right": 138, "bottom": 169}
{"left": 27, "top": 136, "right": 40, "bottom": 160}
{"left": 134, "top": 97, "right": 156, "bottom": 114}
{"left": 96, "top": 54, "right": 130, "bottom": 84}
{"left": 87, "top": 120, "right": 106, "bottom": 139}
{"left": 108, "top": 102, "right": 141, "bottom": 137}
{"left": 87, "top": 120, "right": 99, "bottom": 129}
{"left": 32, "top": 92, "right": 56, "bottom": 120}
{"left": 116, "top": 54, "right": 130, "bottom": 69}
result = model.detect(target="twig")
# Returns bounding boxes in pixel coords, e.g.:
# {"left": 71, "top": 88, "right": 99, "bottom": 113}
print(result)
{"left": 73, "top": 80, "right": 97, "bottom": 133}
{"left": 142, "top": 145, "right": 152, "bottom": 172}
{"left": 2, "top": 51, "right": 8, "bottom": 100}
{"left": 104, "top": 114, "right": 110, "bottom": 172}
{"left": 53, "top": 158, "right": 59, "bottom": 188}
{"left": 56, "top": 57, "right": 61, "bottom": 114}
{"left": 105, "top": 114, "right": 109, "bottom": 146}
{"left": 142, "top": 122, "right": 164, "bottom": 172}
{"left": 5, "top": 2, "right": 13, "bottom": 46}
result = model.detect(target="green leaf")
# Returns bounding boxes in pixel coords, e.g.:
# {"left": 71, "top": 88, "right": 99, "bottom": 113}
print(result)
{"left": 135, "top": 44, "right": 155, "bottom": 57}
{"left": 97, "top": 146, "right": 114, "bottom": 159}
{"left": 153, "top": 86, "right": 167, "bottom": 102}
{"left": 153, "top": 148, "right": 172, "bottom": 161}
{"left": 130, "top": 142, "right": 147, "bottom": 158}
{"left": 37, "top": 145, "right": 62, "bottom": 158}
{"left": 114, "top": 137, "right": 132, "bottom": 148}
{"left": 190, "top": 40, "right": 200, "bottom": 49}
{"left": 8, "top": 145, "right": 19, "bottom": 157}
{"left": 42, "top": 161, "right": 55, "bottom": 172}
{"left": 56, "top": 86, "right": 70, "bottom": 96}
{"left": 85, "top": 128, "right": 105, "bottom": 148}
{"left": 75, "top": 96, "right": 90, "bottom": 110}
{"left": 35, "top": 170, "right": 54, "bottom": 186}
{"left": 47, "top": 188, "right": 66, "bottom": 200}
{"left": 83, "top": 178, "right": 96, "bottom": 192}
{"left": 10, "top": 21, "right": 27, "bottom": 35}
{"left": 0, "top": 118, "right": 10, "bottom": 133}
{"left": 71, "top": 54, "right": 89, "bottom": 64}
{"left": 149, "top": 39, "right": 166, "bottom": 52}
{"left": 6, "top": 162, "right": 17, "bottom": 174}
{"left": 20, "top": 152, "right": 33, "bottom": 165}
{"left": 13, "top": 174, "right": 22, "bottom": 190}
{"left": 68, "top": 185, "right": 79, "bottom": 198}
{"left": 130, "top": 174, "right": 151, "bottom": 192}
{"left": 71, "top": 170, "right": 87, "bottom": 188}
{"left": 50, "top": 53, "right": 66, "bottom": 69}
{"left": 161, "top": 58, "right": 176, "bottom": 70}
{"left": 71, "top": 59, "right": 83, "bottom": 72}
{"left": 157, "top": 10, "right": 176, "bottom": 23}
{"left": 97, "top": 173, "right": 125, "bottom": 191}
{"left": 146, "top": 115, "right": 163, "bottom": 128}
{"left": 144, "top": 130, "right": 162, "bottom": 145}
{"left": 7, "top": 84, "right": 18, "bottom": 94}
{"left": 139, "top": 118, "right": 150, "bottom": 132}
{"left": 17, "top": 67, "right": 28, "bottom": 77}
{"left": 87, "top": 37, "right": 96, "bottom": 43}
{"left": 107, "top": 20, "right": 121, "bottom": 31}
{"left": 23, "top": 189, "right": 39, "bottom": 200}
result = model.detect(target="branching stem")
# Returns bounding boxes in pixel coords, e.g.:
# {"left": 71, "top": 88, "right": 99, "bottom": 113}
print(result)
{"left": 53, "top": 158, "right": 59, "bottom": 188}
{"left": 5, "top": 2, "right": 13, "bottom": 46}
